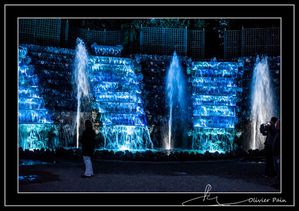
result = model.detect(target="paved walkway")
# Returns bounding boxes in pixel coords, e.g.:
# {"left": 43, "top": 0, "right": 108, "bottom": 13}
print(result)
{"left": 19, "top": 158, "right": 278, "bottom": 192}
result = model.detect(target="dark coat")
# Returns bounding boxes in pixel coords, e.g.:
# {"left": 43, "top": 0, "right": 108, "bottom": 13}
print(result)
{"left": 80, "top": 128, "right": 96, "bottom": 156}
{"left": 264, "top": 123, "right": 277, "bottom": 147}
{"left": 272, "top": 131, "right": 280, "bottom": 157}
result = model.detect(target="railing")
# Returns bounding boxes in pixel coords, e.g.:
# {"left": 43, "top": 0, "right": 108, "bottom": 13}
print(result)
{"left": 140, "top": 26, "right": 205, "bottom": 58}
{"left": 224, "top": 27, "right": 280, "bottom": 59}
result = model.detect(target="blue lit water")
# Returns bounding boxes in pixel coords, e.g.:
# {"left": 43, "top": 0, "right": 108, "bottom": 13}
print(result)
{"left": 19, "top": 175, "right": 39, "bottom": 183}
{"left": 18, "top": 46, "right": 58, "bottom": 150}
{"left": 88, "top": 53, "right": 153, "bottom": 151}
{"left": 18, "top": 42, "right": 248, "bottom": 154}
{"left": 20, "top": 159, "right": 50, "bottom": 166}
{"left": 165, "top": 52, "right": 186, "bottom": 150}
{"left": 18, "top": 46, "right": 53, "bottom": 124}
{"left": 191, "top": 60, "right": 243, "bottom": 153}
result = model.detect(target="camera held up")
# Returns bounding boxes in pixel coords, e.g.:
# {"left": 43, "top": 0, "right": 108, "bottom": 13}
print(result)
{"left": 260, "top": 122, "right": 272, "bottom": 136}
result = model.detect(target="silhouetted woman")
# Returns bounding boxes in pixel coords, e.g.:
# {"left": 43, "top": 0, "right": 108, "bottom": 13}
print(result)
{"left": 80, "top": 119, "right": 96, "bottom": 178}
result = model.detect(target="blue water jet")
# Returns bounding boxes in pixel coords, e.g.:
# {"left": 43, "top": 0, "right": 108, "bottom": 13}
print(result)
{"left": 165, "top": 52, "right": 186, "bottom": 150}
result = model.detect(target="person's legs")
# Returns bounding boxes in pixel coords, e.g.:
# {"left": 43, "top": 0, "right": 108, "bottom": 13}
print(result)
{"left": 83, "top": 156, "right": 94, "bottom": 177}
{"left": 265, "top": 147, "right": 275, "bottom": 176}
{"left": 272, "top": 156, "right": 280, "bottom": 188}
{"left": 273, "top": 156, "right": 279, "bottom": 176}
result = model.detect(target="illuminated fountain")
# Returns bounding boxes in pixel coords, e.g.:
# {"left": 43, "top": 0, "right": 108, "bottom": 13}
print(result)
{"left": 191, "top": 60, "right": 243, "bottom": 153}
{"left": 165, "top": 52, "right": 186, "bottom": 150}
{"left": 88, "top": 50, "right": 153, "bottom": 151}
{"left": 250, "top": 56, "right": 276, "bottom": 149}
{"left": 74, "top": 38, "right": 90, "bottom": 148}
{"left": 18, "top": 42, "right": 152, "bottom": 152}
{"left": 18, "top": 40, "right": 249, "bottom": 156}
{"left": 18, "top": 46, "right": 57, "bottom": 150}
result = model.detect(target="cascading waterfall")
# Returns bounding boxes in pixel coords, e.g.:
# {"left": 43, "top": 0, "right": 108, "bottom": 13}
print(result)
{"left": 88, "top": 51, "right": 153, "bottom": 151}
{"left": 18, "top": 45, "right": 57, "bottom": 151}
{"left": 74, "top": 38, "right": 89, "bottom": 148}
{"left": 250, "top": 56, "right": 275, "bottom": 150}
{"left": 165, "top": 51, "right": 186, "bottom": 150}
{"left": 191, "top": 60, "right": 242, "bottom": 153}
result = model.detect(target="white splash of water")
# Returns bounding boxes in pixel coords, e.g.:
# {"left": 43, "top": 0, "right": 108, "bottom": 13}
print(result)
{"left": 250, "top": 56, "right": 275, "bottom": 149}
{"left": 74, "top": 38, "right": 89, "bottom": 148}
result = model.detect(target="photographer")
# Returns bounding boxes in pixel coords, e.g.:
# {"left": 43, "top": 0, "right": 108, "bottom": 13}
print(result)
{"left": 260, "top": 116, "right": 278, "bottom": 177}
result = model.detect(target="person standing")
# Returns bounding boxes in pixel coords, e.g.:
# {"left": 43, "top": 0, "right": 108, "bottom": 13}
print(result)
{"left": 272, "top": 119, "right": 280, "bottom": 188}
{"left": 262, "top": 116, "right": 278, "bottom": 177}
{"left": 80, "top": 119, "right": 96, "bottom": 178}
